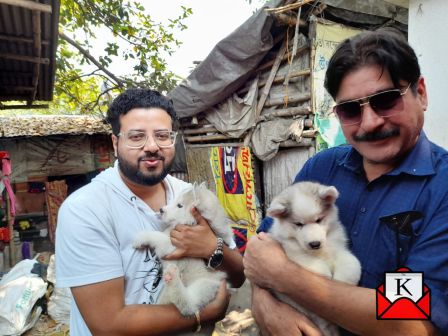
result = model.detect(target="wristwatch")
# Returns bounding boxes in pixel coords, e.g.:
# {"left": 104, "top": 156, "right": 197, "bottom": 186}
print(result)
{"left": 206, "top": 237, "right": 224, "bottom": 269}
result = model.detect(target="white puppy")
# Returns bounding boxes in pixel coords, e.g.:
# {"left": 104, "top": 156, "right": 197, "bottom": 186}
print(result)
{"left": 267, "top": 181, "right": 361, "bottom": 336}
{"left": 133, "top": 183, "right": 234, "bottom": 316}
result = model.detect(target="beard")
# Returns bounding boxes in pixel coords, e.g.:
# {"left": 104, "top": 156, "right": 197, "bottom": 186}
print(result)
{"left": 117, "top": 151, "right": 174, "bottom": 186}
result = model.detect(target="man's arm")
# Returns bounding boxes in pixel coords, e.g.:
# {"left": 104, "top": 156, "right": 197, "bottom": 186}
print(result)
{"left": 251, "top": 283, "right": 323, "bottom": 336}
{"left": 165, "top": 207, "right": 245, "bottom": 288}
{"left": 244, "top": 233, "right": 438, "bottom": 336}
{"left": 71, "top": 277, "right": 229, "bottom": 336}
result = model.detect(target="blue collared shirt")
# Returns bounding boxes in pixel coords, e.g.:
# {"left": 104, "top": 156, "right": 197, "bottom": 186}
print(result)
{"left": 259, "top": 132, "right": 448, "bottom": 333}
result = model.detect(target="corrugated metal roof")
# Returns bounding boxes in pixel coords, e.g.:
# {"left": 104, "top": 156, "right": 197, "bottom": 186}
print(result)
{"left": 0, "top": 115, "right": 111, "bottom": 137}
{"left": 0, "top": 0, "right": 59, "bottom": 103}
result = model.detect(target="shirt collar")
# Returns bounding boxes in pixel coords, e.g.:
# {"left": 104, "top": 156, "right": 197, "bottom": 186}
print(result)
{"left": 339, "top": 132, "right": 435, "bottom": 177}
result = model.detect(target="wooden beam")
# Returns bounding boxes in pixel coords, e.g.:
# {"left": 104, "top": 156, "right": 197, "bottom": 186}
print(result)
{"left": 264, "top": 93, "right": 310, "bottom": 107}
{"left": 273, "top": 13, "right": 306, "bottom": 27}
{"left": 239, "top": 69, "right": 310, "bottom": 95}
{"left": 186, "top": 134, "right": 237, "bottom": 143}
{"left": 187, "top": 142, "right": 244, "bottom": 148}
{"left": 0, "top": 52, "right": 49, "bottom": 64}
{"left": 0, "top": 104, "right": 49, "bottom": 110}
{"left": 0, "top": 95, "right": 32, "bottom": 100}
{"left": 279, "top": 138, "right": 314, "bottom": 147}
{"left": 0, "top": 85, "right": 35, "bottom": 91}
{"left": 0, "top": 71, "right": 33, "bottom": 79}
{"left": 0, "top": 33, "right": 49, "bottom": 45}
{"left": 0, "top": 0, "right": 52, "bottom": 13}
{"left": 256, "top": 44, "right": 308, "bottom": 73}
{"left": 31, "top": 10, "right": 42, "bottom": 101}
{"left": 183, "top": 126, "right": 219, "bottom": 135}
{"left": 259, "top": 106, "right": 312, "bottom": 121}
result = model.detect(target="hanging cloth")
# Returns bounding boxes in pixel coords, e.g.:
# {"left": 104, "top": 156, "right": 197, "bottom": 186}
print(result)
{"left": 0, "top": 151, "right": 16, "bottom": 216}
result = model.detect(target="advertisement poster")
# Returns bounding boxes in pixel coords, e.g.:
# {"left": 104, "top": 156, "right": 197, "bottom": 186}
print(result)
{"left": 210, "top": 146, "right": 260, "bottom": 253}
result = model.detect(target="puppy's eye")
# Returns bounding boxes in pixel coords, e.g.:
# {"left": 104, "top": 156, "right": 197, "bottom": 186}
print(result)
{"left": 316, "top": 218, "right": 322, "bottom": 223}
{"left": 177, "top": 204, "right": 183, "bottom": 208}
{"left": 294, "top": 222, "right": 304, "bottom": 228}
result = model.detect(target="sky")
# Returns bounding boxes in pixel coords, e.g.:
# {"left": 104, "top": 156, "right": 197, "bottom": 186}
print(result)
{"left": 142, "top": 0, "right": 261, "bottom": 78}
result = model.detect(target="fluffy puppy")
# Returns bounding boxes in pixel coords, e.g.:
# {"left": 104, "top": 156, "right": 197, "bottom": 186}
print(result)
{"left": 268, "top": 181, "right": 361, "bottom": 336}
{"left": 133, "top": 183, "right": 234, "bottom": 316}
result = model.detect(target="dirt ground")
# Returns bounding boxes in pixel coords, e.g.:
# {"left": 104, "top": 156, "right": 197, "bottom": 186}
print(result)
{"left": 25, "top": 280, "right": 259, "bottom": 336}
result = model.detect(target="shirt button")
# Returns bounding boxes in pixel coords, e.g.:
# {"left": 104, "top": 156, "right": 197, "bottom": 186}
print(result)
{"left": 360, "top": 207, "right": 366, "bottom": 213}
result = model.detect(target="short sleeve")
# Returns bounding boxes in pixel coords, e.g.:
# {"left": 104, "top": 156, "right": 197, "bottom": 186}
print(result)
{"left": 55, "top": 195, "right": 123, "bottom": 288}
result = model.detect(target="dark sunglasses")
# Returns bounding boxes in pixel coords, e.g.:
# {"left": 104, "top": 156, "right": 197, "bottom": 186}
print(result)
{"left": 333, "top": 84, "right": 411, "bottom": 125}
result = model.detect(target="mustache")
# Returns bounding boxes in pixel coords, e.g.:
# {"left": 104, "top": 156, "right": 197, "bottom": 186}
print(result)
{"left": 354, "top": 129, "right": 400, "bottom": 142}
{"left": 139, "top": 154, "right": 165, "bottom": 161}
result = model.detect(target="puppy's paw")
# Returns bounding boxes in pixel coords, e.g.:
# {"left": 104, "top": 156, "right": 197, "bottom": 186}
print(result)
{"left": 164, "top": 265, "right": 179, "bottom": 284}
{"left": 132, "top": 236, "right": 151, "bottom": 249}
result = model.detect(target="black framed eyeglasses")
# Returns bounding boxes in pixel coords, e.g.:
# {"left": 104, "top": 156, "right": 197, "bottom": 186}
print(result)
{"left": 118, "top": 130, "right": 177, "bottom": 148}
{"left": 333, "top": 84, "right": 411, "bottom": 126}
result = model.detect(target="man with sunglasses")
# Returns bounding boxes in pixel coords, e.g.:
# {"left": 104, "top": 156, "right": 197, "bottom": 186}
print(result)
{"left": 245, "top": 28, "right": 447, "bottom": 335}
{"left": 56, "top": 88, "right": 245, "bottom": 335}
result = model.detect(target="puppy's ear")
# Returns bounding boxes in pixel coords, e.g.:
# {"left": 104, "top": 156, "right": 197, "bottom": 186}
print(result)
{"left": 318, "top": 186, "right": 339, "bottom": 205}
{"left": 267, "top": 195, "right": 290, "bottom": 218}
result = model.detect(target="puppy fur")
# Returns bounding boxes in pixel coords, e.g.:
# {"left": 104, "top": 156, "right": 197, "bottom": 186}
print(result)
{"left": 133, "top": 183, "right": 234, "bottom": 316}
{"left": 268, "top": 181, "right": 361, "bottom": 336}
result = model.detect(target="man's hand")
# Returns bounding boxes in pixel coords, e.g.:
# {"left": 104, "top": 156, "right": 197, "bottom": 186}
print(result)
{"left": 201, "top": 280, "right": 231, "bottom": 324}
{"left": 251, "top": 284, "right": 323, "bottom": 336}
{"left": 243, "top": 232, "right": 289, "bottom": 289}
{"left": 164, "top": 207, "right": 217, "bottom": 260}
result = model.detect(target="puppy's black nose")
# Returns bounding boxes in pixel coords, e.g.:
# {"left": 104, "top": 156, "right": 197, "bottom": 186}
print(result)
{"left": 309, "top": 241, "right": 321, "bottom": 249}
{"left": 159, "top": 208, "right": 164, "bottom": 214}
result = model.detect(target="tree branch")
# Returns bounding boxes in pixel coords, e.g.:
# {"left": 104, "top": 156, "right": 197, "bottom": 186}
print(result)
{"left": 92, "top": 84, "right": 119, "bottom": 110}
{"left": 59, "top": 31, "right": 125, "bottom": 88}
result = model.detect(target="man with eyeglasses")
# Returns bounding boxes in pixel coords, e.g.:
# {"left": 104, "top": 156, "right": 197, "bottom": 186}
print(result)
{"left": 245, "top": 28, "right": 447, "bottom": 335}
{"left": 56, "top": 88, "right": 245, "bottom": 335}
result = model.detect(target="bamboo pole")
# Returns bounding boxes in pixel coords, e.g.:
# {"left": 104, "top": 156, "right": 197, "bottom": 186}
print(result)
{"left": 244, "top": 38, "right": 288, "bottom": 146}
{"left": 273, "top": 13, "right": 306, "bottom": 27}
{"left": 283, "top": 7, "right": 302, "bottom": 88}
{"left": 183, "top": 126, "right": 218, "bottom": 135}
{"left": 184, "top": 126, "right": 314, "bottom": 142}
{"left": 264, "top": 93, "right": 310, "bottom": 107}
{"left": 256, "top": 39, "right": 288, "bottom": 117}
{"left": 255, "top": 44, "right": 308, "bottom": 74}
{"left": 186, "top": 134, "right": 238, "bottom": 143}
{"left": 187, "top": 142, "right": 244, "bottom": 148}
{"left": 259, "top": 106, "right": 312, "bottom": 121}
{"left": 265, "top": 0, "right": 316, "bottom": 14}
{"left": 279, "top": 138, "right": 314, "bottom": 147}
{"left": 239, "top": 69, "right": 310, "bottom": 95}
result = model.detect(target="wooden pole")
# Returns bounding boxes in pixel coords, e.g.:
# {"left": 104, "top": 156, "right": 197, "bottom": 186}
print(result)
{"left": 0, "top": 0, "right": 52, "bottom": 13}
{"left": 264, "top": 92, "right": 310, "bottom": 107}
{"left": 244, "top": 38, "right": 288, "bottom": 146}
{"left": 4, "top": 190, "right": 15, "bottom": 269}
{"left": 31, "top": 10, "right": 42, "bottom": 101}
{"left": 258, "top": 106, "right": 312, "bottom": 121}
{"left": 0, "top": 33, "right": 49, "bottom": 45}
{"left": 238, "top": 69, "right": 310, "bottom": 95}
{"left": 0, "top": 52, "right": 49, "bottom": 64}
